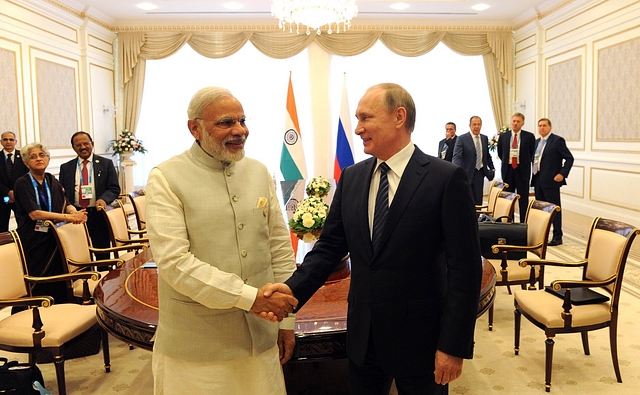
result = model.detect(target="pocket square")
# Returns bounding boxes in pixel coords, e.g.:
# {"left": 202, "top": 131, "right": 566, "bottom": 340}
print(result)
{"left": 256, "top": 197, "right": 267, "bottom": 208}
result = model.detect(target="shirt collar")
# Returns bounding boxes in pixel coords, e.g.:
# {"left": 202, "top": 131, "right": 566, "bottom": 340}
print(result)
{"left": 376, "top": 141, "right": 414, "bottom": 178}
{"left": 77, "top": 153, "right": 94, "bottom": 164}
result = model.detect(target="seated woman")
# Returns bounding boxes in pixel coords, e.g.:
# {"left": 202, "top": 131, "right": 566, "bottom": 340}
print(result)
{"left": 13, "top": 142, "right": 87, "bottom": 304}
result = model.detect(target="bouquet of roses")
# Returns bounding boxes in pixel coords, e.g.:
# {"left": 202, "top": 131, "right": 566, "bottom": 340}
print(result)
{"left": 305, "top": 175, "right": 331, "bottom": 197}
{"left": 107, "top": 130, "right": 147, "bottom": 156}
{"left": 489, "top": 126, "right": 509, "bottom": 152}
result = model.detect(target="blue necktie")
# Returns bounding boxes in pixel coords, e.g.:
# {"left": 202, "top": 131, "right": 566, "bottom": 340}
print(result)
{"left": 372, "top": 162, "right": 390, "bottom": 252}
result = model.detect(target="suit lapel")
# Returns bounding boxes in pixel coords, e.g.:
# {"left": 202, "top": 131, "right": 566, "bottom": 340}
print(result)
{"left": 373, "top": 148, "right": 429, "bottom": 258}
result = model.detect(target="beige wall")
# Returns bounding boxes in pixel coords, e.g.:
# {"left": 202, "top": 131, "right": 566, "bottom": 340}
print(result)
{"left": 514, "top": 0, "right": 640, "bottom": 227}
{"left": 0, "top": 0, "right": 117, "bottom": 175}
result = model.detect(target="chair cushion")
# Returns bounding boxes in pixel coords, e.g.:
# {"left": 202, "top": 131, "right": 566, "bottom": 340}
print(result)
{"left": 514, "top": 289, "right": 611, "bottom": 329}
{"left": 0, "top": 304, "right": 97, "bottom": 347}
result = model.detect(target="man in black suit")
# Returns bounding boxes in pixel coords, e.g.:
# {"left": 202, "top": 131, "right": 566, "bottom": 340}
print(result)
{"left": 59, "top": 131, "right": 120, "bottom": 257}
{"left": 452, "top": 116, "right": 495, "bottom": 205}
{"left": 264, "top": 83, "right": 481, "bottom": 394}
{"left": 0, "top": 131, "right": 29, "bottom": 232}
{"left": 437, "top": 122, "right": 457, "bottom": 162}
{"left": 531, "top": 118, "right": 574, "bottom": 246}
{"left": 497, "top": 113, "right": 535, "bottom": 222}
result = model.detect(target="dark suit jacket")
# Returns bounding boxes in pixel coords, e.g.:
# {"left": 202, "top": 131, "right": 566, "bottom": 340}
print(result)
{"left": 452, "top": 132, "right": 495, "bottom": 181}
{"left": 437, "top": 135, "right": 456, "bottom": 162}
{"left": 497, "top": 129, "right": 535, "bottom": 183}
{"left": 58, "top": 154, "right": 120, "bottom": 207}
{"left": 531, "top": 133, "right": 574, "bottom": 189}
{"left": 286, "top": 146, "right": 482, "bottom": 376}
{"left": 0, "top": 150, "right": 29, "bottom": 198}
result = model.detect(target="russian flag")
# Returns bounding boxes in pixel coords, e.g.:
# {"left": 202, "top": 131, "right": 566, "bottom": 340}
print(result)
{"left": 333, "top": 74, "right": 355, "bottom": 181}
{"left": 279, "top": 74, "right": 307, "bottom": 257}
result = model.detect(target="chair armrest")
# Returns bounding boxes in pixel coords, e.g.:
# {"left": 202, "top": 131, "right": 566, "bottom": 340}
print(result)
{"left": 127, "top": 229, "right": 147, "bottom": 236}
{"left": 68, "top": 257, "right": 125, "bottom": 269}
{"left": 90, "top": 243, "right": 148, "bottom": 254}
{"left": 115, "top": 237, "right": 150, "bottom": 245}
{"left": 518, "top": 258, "right": 588, "bottom": 268}
{"left": 25, "top": 271, "right": 101, "bottom": 284}
{"left": 491, "top": 242, "right": 544, "bottom": 255}
{"left": 0, "top": 296, "right": 54, "bottom": 309}
{"left": 550, "top": 276, "right": 616, "bottom": 291}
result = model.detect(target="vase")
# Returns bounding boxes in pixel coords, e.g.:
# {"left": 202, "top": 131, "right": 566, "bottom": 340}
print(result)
{"left": 119, "top": 152, "right": 133, "bottom": 162}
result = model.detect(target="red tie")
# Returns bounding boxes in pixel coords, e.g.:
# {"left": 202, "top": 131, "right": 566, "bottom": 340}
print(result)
{"left": 511, "top": 133, "right": 518, "bottom": 169}
{"left": 79, "top": 159, "right": 89, "bottom": 208}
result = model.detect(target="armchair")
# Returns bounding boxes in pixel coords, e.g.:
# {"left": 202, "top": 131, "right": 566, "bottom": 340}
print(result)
{"left": 45, "top": 220, "right": 144, "bottom": 300}
{"left": 514, "top": 217, "right": 639, "bottom": 392}
{"left": 476, "top": 181, "right": 508, "bottom": 216}
{"left": 491, "top": 191, "right": 519, "bottom": 221}
{"left": 0, "top": 230, "right": 110, "bottom": 395}
{"left": 100, "top": 199, "right": 149, "bottom": 250}
{"left": 486, "top": 199, "right": 560, "bottom": 330}
{"left": 128, "top": 189, "right": 147, "bottom": 230}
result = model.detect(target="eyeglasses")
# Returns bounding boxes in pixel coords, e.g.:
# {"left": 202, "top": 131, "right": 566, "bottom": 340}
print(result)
{"left": 195, "top": 117, "right": 248, "bottom": 129}
{"left": 28, "top": 152, "right": 49, "bottom": 160}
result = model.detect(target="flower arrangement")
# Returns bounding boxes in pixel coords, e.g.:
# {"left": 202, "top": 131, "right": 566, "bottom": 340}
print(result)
{"left": 107, "top": 130, "right": 147, "bottom": 156}
{"left": 305, "top": 175, "right": 331, "bottom": 197}
{"left": 289, "top": 177, "right": 331, "bottom": 243}
{"left": 488, "top": 125, "right": 509, "bottom": 153}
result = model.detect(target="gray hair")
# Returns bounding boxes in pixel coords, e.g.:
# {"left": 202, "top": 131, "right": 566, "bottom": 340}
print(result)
{"left": 20, "top": 142, "right": 50, "bottom": 163}
{"left": 368, "top": 83, "right": 416, "bottom": 133}
{"left": 187, "top": 87, "right": 234, "bottom": 120}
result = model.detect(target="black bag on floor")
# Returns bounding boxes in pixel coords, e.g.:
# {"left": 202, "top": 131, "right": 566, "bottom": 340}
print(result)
{"left": 478, "top": 216, "right": 528, "bottom": 260}
{"left": 0, "top": 357, "right": 46, "bottom": 395}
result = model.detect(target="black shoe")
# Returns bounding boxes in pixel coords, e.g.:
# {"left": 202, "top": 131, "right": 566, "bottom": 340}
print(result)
{"left": 548, "top": 238, "right": 563, "bottom": 246}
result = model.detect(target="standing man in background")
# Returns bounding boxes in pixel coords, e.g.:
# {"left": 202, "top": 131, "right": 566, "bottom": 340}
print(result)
{"left": 453, "top": 116, "right": 495, "bottom": 205}
{"left": 59, "top": 132, "right": 120, "bottom": 258}
{"left": 0, "top": 131, "right": 29, "bottom": 232}
{"left": 437, "top": 122, "right": 457, "bottom": 162}
{"left": 531, "top": 118, "right": 574, "bottom": 246}
{"left": 497, "top": 113, "right": 535, "bottom": 222}
{"left": 146, "top": 86, "right": 297, "bottom": 395}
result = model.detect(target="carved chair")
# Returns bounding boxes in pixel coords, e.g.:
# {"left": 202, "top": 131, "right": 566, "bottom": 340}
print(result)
{"left": 476, "top": 181, "right": 508, "bottom": 216}
{"left": 487, "top": 199, "right": 560, "bottom": 330}
{"left": 514, "top": 217, "right": 639, "bottom": 392}
{"left": 128, "top": 189, "right": 147, "bottom": 230}
{"left": 0, "top": 230, "right": 110, "bottom": 395}
{"left": 100, "top": 199, "right": 149, "bottom": 250}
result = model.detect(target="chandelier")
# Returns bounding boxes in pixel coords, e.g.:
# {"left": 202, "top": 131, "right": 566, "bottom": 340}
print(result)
{"left": 271, "top": 0, "right": 358, "bottom": 35}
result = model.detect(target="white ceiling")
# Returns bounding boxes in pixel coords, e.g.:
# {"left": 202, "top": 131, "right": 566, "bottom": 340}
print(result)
{"left": 60, "top": 0, "right": 557, "bottom": 28}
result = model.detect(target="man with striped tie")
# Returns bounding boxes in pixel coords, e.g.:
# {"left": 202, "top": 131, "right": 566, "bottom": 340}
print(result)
{"left": 0, "top": 131, "right": 29, "bottom": 232}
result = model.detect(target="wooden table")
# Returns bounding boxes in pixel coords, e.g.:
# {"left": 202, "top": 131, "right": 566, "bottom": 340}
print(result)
{"left": 95, "top": 250, "right": 496, "bottom": 362}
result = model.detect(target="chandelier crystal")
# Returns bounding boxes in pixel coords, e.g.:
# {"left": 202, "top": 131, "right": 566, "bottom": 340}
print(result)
{"left": 271, "top": 0, "right": 358, "bottom": 35}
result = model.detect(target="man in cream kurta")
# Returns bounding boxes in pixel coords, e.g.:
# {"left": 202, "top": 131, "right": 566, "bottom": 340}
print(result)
{"left": 146, "top": 87, "right": 298, "bottom": 395}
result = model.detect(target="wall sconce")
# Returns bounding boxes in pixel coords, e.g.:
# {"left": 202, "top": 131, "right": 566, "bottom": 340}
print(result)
{"left": 103, "top": 104, "right": 117, "bottom": 117}
{"left": 514, "top": 101, "right": 526, "bottom": 112}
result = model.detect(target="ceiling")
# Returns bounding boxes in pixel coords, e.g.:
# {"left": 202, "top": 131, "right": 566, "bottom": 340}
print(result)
{"left": 60, "top": 0, "right": 558, "bottom": 29}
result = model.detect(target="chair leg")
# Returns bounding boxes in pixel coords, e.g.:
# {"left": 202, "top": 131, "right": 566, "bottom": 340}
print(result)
{"left": 514, "top": 305, "right": 520, "bottom": 355}
{"left": 506, "top": 285, "right": 512, "bottom": 295}
{"left": 580, "top": 331, "right": 590, "bottom": 355}
{"left": 609, "top": 322, "right": 622, "bottom": 383}
{"left": 54, "top": 355, "right": 67, "bottom": 395}
{"left": 545, "top": 337, "right": 555, "bottom": 392}
{"left": 488, "top": 303, "right": 494, "bottom": 331}
{"left": 101, "top": 328, "right": 111, "bottom": 373}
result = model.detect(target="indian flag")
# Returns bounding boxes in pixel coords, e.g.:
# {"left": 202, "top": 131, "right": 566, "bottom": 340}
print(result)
{"left": 279, "top": 74, "right": 307, "bottom": 256}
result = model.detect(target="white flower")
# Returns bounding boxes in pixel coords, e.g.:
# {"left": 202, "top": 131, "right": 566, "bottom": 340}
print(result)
{"left": 302, "top": 212, "right": 315, "bottom": 228}
{"left": 302, "top": 232, "right": 316, "bottom": 243}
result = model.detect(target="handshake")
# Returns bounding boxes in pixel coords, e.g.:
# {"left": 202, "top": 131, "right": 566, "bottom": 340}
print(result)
{"left": 251, "top": 283, "right": 297, "bottom": 322}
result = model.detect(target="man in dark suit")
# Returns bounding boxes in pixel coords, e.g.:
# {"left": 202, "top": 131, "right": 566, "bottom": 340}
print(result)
{"left": 531, "top": 118, "right": 573, "bottom": 246}
{"left": 264, "top": 84, "right": 481, "bottom": 394}
{"left": 497, "top": 113, "right": 535, "bottom": 222}
{"left": 452, "top": 116, "right": 495, "bottom": 205}
{"left": 59, "top": 131, "right": 120, "bottom": 258}
{"left": 0, "top": 131, "right": 29, "bottom": 232}
{"left": 437, "top": 122, "right": 457, "bottom": 162}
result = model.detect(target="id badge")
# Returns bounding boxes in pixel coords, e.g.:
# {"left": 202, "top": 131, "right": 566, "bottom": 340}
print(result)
{"left": 34, "top": 220, "right": 49, "bottom": 233}
{"left": 440, "top": 149, "right": 447, "bottom": 159}
{"left": 510, "top": 148, "right": 519, "bottom": 157}
{"left": 534, "top": 154, "right": 540, "bottom": 164}
{"left": 81, "top": 185, "right": 94, "bottom": 200}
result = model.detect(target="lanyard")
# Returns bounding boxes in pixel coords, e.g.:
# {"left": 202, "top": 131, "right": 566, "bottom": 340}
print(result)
{"left": 28, "top": 173, "right": 52, "bottom": 212}
{"left": 77, "top": 159, "right": 94, "bottom": 185}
